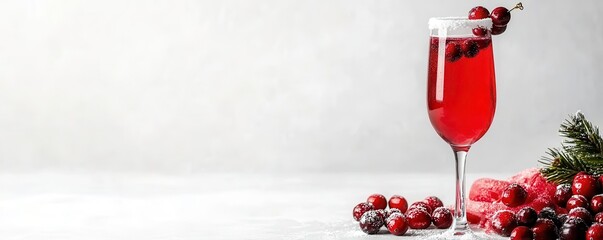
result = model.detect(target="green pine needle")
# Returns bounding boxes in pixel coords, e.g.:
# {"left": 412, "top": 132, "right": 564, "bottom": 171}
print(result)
{"left": 540, "top": 112, "right": 603, "bottom": 184}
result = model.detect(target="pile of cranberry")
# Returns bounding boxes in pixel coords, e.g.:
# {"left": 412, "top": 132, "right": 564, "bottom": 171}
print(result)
{"left": 489, "top": 172, "right": 603, "bottom": 239}
{"left": 352, "top": 194, "right": 452, "bottom": 236}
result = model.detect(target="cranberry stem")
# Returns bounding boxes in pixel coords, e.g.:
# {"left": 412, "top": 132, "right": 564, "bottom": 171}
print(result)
{"left": 509, "top": 2, "right": 524, "bottom": 12}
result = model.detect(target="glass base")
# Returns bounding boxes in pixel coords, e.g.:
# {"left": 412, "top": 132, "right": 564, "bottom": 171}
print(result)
{"left": 425, "top": 228, "right": 495, "bottom": 240}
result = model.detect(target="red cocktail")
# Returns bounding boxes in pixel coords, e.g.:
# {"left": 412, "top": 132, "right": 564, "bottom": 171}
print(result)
{"left": 426, "top": 17, "right": 495, "bottom": 239}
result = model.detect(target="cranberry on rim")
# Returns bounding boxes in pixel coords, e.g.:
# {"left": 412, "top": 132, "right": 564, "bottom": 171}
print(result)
{"left": 490, "top": 7, "right": 512, "bottom": 26}
{"left": 468, "top": 6, "right": 490, "bottom": 20}
{"left": 367, "top": 194, "right": 387, "bottom": 210}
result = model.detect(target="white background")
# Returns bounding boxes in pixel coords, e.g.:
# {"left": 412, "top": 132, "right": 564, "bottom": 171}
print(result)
{"left": 1, "top": 0, "right": 602, "bottom": 175}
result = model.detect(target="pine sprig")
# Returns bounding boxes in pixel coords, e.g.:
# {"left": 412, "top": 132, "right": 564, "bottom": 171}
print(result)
{"left": 540, "top": 112, "right": 603, "bottom": 184}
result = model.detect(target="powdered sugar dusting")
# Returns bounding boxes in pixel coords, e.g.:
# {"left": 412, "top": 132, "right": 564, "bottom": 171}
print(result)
{"left": 429, "top": 17, "right": 493, "bottom": 31}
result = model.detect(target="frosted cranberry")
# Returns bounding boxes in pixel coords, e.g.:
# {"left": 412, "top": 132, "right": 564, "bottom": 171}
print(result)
{"left": 567, "top": 195, "right": 590, "bottom": 211}
{"left": 468, "top": 6, "right": 490, "bottom": 20}
{"left": 510, "top": 226, "right": 533, "bottom": 240}
{"left": 490, "top": 7, "right": 511, "bottom": 26}
{"left": 432, "top": 207, "right": 453, "bottom": 229}
{"left": 559, "top": 217, "right": 588, "bottom": 240}
{"left": 460, "top": 40, "right": 479, "bottom": 58}
{"left": 538, "top": 207, "right": 560, "bottom": 227}
{"left": 388, "top": 195, "right": 408, "bottom": 213}
{"left": 532, "top": 218, "right": 559, "bottom": 240}
{"left": 595, "top": 212, "right": 603, "bottom": 224}
{"left": 409, "top": 201, "right": 433, "bottom": 214}
{"left": 359, "top": 210, "right": 384, "bottom": 234}
{"left": 587, "top": 223, "right": 603, "bottom": 240}
{"left": 489, "top": 210, "right": 517, "bottom": 237}
{"left": 491, "top": 25, "right": 507, "bottom": 35}
{"left": 445, "top": 42, "right": 462, "bottom": 62}
{"left": 386, "top": 213, "right": 409, "bottom": 236}
{"left": 423, "top": 196, "right": 444, "bottom": 211}
{"left": 353, "top": 202, "right": 373, "bottom": 221}
{"left": 367, "top": 194, "right": 387, "bottom": 210}
{"left": 406, "top": 208, "right": 432, "bottom": 229}
{"left": 592, "top": 194, "right": 603, "bottom": 213}
{"left": 573, "top": 174, "right": 600, "bottom": 199}
{"left": 555, "top": 184, "right": 573, "bottom": 207}
{"left": 502, "top": 183, "right": 528, "bottom": 207}
{"left": 472, "top": 27, "right": 487, "bottom": 37}
{"left": 516, "top": 207, "right": 538, "bottom": 227}
{"left": 386, "top": 208, "right": 401, "bottom": 219}
{"left": 568, "top": 207, "right": 593, "bottom": 225}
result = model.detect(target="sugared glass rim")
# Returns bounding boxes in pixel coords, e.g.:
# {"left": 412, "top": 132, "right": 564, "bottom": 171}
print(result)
{"left": 428, "top": 17, "right": 493, "bottom": 30}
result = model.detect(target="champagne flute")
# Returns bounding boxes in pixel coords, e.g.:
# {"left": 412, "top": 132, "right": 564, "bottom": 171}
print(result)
{"left": 427, "top": 17, "right": 495, "bottom": 238}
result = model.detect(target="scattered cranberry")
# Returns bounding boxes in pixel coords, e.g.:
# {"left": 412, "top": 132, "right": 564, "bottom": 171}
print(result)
{"left": 386, "top": 208, "right": 401, "bottom": 219}
{"left": 388, "top": 195, "right": 408, "bottom": 213}
{"left": 510, "top": 226, "right": 533, "bottom": 240}
{"left": 538, "top": 207, "right": 560, "bottom": 227}
{"left": 468, "top": 6, "right": 490, "bottom": 20}
{"left": 359, "top": 210, "right": 384, "bottom": 234}
{"left": 501, "top": 183, "right": 528, "bottom": 207}
{"left": 595, "top": 212, "right": 603, "bottom": 224}
{"left": 532, "top": 218, "right": 559, "bottom": 240}
{"left": 567, "top": 195, "right": 590, "bottom": 210}
{"left": 423, "top": 196, "right": 444, "bottom": 211}
{"left": 516, "top": 207, "right": 538, "bottom": 227}
{"left": 568, "top": 207, "right": 593, "bottom": 225}
{"left": 386, "top": 213, "right": 409, "bottom": 236}
{"left": 472, "top": 27, "right": 488, "bottom": 37}
{"left": 367, "top": 194, "right": 387, "bottom": 210}
{"left": 491, "top": 25, "right": 507, "bottom": 35}
{"left": 559, "top": 217, "right": 588, "bottom": 240}
{"left": 592, "top": 194, "right": 603, "bottom": 213}
{"left": 460, "top": 40, "right": 479, "bottom": 58}
{"left": 555, "top": 184, "right": 573, "bottom": 207}
{"left": 353, "top": 202, "right": 373, "bottom": 221}
{"left": 572, "top": 174, "right": 600, "bottom": 199}
{"left": 587, "top": 223, "right": 603, "bottom": 240}
{"left": 406, "top": 208, "right": 432, "bottom": 229}
{"left": 409, "top": 201, "right": 433, "bottom": 215}
{"left": 432, "top": 207, "right": 453, "bottom": 229}
{"left": 574, "top": 171, "right": 588, "bottom": 181}
{"left": 489, "top": 210, "right": 517, "bottom": 237}
{"left": 445, "top": 42, "right": 462, "bottom": 62}
{"left": 490, "top": 7, "right": 511, "bottom": 26}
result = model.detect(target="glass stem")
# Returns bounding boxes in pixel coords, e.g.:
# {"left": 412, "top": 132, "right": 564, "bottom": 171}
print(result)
{"left": 452, "top": 149, "right": 469, "bottom": 234}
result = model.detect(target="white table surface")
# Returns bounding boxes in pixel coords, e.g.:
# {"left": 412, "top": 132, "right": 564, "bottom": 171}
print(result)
{"left": 0, "top": 172, "right": 512, "bottom": 240}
